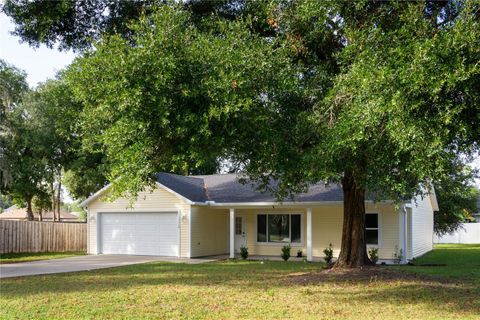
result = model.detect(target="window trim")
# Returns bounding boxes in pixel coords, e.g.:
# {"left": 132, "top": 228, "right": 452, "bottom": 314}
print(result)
{"left": 255, "top": 212, "right": 304, "bottom": 246}
{"left": 365, "top": 212, "right": 383, "bottom": 248}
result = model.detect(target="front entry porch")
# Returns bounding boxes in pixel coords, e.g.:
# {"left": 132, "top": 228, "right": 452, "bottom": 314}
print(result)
{"left": 191, "top": 202, "right": 403, "bottom": 262}
{"left": 228, "top": 207, "right": 314, "bottom": 261}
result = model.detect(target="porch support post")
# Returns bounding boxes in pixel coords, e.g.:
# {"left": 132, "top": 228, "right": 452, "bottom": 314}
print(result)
{"left": 307, "top": 208, "right": 313, "bottom": 262}
{"left": 229, "top": 208, "right": 235, "bottom": 259}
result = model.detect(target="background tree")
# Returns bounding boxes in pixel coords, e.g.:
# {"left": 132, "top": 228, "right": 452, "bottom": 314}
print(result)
{"left": 32, "top": 189, "right": 52, "bottom": 222}
{"left": 434, "top": 163, "right": 479, "bottom": 235}
{"left": 3, "top": 103, "right": 48, "bottom": 220}
{"left": 1, "top": 71, "right": 93, "bottom": 219}
{"left": 19, "top": 78, "right": 96, "bottom": 219}
{"left": 0, "top": 59, "right": 29, "bottom": 187}
{"left": 0, "top": 60, "right": 41, "bottom": 220}
{"left": 26, "top": 79, "right": 83, "bottom": 220}
{"left": 0, "top": 195, "right": 13, "bottom": 212}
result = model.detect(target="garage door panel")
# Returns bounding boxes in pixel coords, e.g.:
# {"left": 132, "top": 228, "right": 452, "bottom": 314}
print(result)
{"left": 134, "top": 224, "right": 162, "bottom": 232}
{"left": 100, "top": 212, "right": 178, "bottom": 256}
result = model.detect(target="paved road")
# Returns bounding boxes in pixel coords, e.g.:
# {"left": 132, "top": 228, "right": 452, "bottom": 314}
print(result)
{"left": 0, "top": 254, "right": 218, "bottom": 278}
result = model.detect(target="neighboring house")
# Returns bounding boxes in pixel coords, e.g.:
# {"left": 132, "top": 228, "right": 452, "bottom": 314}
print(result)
{"left": 3, "top": 205, "right": 18, "bottom": 212}
{"left": 0, "top": 206, "right": 81, "bottom": 222}
{"left": 81, "top": 173, "right": 438, "bottom": 263}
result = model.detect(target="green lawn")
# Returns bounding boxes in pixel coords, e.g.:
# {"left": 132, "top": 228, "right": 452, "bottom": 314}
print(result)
{"left": 0, "top": 251, "right": 85, "bottom": 264}
{"left": 1, "top": 245, "right": 479, "bottom": 319}
{"left": 394, "top": 244, "right": 480, "bottom": 284}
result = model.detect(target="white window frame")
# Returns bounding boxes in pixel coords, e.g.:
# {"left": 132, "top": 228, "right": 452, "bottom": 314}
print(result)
{"left": 365, "top": 212, "right": 383, "bottom": 248}
{"left": 255, "top": 212, "right": 304, "bottom": 246}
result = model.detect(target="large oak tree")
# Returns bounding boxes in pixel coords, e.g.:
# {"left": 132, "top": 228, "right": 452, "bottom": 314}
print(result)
{"left": 235, "top": 1, "right": 480, "bottom": 267}
{"left": 65, "top": 1, "right": 479, "bottom": 267}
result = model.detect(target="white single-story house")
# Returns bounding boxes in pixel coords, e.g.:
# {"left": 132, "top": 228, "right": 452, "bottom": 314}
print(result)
{"left": 81, "top": 173, "right": 438, "bottom": 263}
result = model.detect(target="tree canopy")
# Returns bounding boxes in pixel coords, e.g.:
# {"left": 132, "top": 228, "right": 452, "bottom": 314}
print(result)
{"left": 1, "top": 0, "right": 246, "bottom": 51}
{"left": 66, "top": 5, "right": 297, "bottom": 198}
{"left": 63, "top": 1, "right": 480, "bottom": 266}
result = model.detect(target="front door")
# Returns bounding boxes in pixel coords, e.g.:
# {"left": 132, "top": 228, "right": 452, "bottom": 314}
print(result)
{"left": 234, "top": 215, "right": 246, "bottom": 253}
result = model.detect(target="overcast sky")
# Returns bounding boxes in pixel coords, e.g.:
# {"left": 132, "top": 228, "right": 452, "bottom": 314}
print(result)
{"left": 1, "top": 12, "right": 479, "bottom": 188}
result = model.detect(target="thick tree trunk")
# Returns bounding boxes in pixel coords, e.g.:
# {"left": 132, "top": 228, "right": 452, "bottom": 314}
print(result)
{"left": 26, "top": 197, "right": 34, "bottom": 221}
{"left": 38, "top": 209, "right": 43, "bottom": 222}
{"left": 334, "top": 169, "right": 372, "bottom": 268}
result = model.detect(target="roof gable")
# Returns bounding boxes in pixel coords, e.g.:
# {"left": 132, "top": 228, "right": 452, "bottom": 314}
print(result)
{"left": 81, "top": 177, "right": 195, "bottom": 208}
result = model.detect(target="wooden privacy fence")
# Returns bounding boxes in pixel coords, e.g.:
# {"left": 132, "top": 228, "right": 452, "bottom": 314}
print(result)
{"left": 0, "top": 220, "right": 87, "bottom": 254}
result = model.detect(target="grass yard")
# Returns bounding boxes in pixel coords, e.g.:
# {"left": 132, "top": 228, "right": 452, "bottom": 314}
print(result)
{"left": 395, "top": 244, "right": 480, "bottom": 284}
{"left": 1, "top": 245, "right": 479, "bottom": 319}
{"left": 0, "top": 252, "right": 86, "bottom": 264}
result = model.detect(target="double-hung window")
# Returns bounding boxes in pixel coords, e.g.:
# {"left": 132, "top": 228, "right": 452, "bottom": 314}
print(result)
{"left": 257, "top": 214, "right": 301, "bottom": 244}
{"left": 365, "top": 213, "right": 379, "bottom": 245}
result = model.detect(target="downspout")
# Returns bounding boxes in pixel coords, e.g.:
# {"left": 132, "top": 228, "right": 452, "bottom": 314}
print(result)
{"left": 400, "top": 204, "right": 408, "bottom": 264}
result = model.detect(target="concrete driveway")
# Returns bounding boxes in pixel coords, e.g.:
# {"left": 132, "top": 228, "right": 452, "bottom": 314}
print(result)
{"left": 0, "top": 254, "right": 219, "bottom": 278}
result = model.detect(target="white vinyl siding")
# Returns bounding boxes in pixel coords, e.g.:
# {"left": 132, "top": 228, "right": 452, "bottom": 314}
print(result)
{"left": 411, "top": 194, "right": 434, "bottom": 258}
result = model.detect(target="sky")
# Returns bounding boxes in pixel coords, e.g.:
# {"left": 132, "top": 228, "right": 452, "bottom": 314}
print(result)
{"left": 0, "top": 13, "right": 76, "bottom": 87}
{"left": 0, "top": 11, "right": 479, "bottom": 189}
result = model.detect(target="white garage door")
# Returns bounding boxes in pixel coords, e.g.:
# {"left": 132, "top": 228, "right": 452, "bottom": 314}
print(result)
{"left": 99, "top": 212, "right": 179, "bottom": 256}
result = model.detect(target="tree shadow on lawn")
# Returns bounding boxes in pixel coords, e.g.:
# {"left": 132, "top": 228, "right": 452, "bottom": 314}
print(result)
{"left": 1, "top": 261, "right": 304, "bottom": 294}
{"left": 287, "top": 266, "right": 480, "bottom": 316}
{"left": 2, "top": 262, "right": 479, "bottom": 316}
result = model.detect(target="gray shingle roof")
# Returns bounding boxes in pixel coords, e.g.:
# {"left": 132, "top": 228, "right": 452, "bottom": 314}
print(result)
{"left": 155, "top": 173, "right": 206, "bottom": 202}
{"left": 155, "top": 172, "right": 344, "bottom": 203}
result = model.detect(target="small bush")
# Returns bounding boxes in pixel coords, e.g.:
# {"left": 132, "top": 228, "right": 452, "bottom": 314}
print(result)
{"left": 323, "top": 243, "right": 334, "bottom": 265}
{"left": 368, "top": 247, "right": 379, "bottom": 265}
{"left": 281, "top": 245, "right": 291, "bottom": 261}
{"left": 393, "top": 246, "right": 403, "bottom": 264}
{"left": 240, "top": 246, "right": 248, "bottom": 260}
{"left": 297, "top": 250, "right": 303, "bottom": 258}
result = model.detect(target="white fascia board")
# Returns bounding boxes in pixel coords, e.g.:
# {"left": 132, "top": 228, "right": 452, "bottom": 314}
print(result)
{"left": 80, "top": 183, "right": 113, "bottom": 208}
{"left": 429, "top": 185, "right": 439, "bottom": 211}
